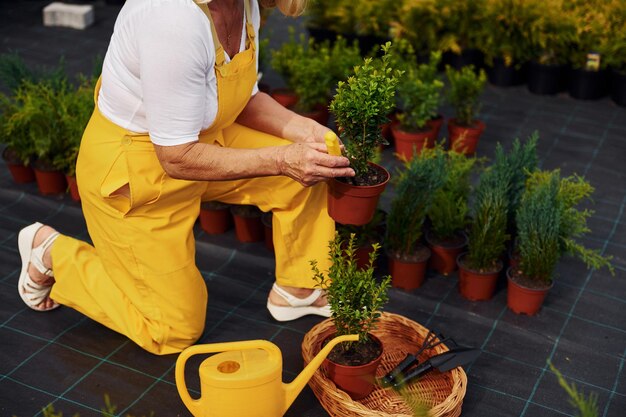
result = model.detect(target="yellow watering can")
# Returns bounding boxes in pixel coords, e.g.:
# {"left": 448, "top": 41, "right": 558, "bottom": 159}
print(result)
{"left": 175, "top": 334, "right": 358, "bottom": 417}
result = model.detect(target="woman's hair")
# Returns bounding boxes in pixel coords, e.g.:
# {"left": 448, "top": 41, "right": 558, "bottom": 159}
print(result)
{"left": 258, "top": 0, "right": 308, "bottom": 17}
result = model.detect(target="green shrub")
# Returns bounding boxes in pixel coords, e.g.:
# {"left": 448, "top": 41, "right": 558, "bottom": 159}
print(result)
{"left": 528, "top": 0, "right": 578, "bottom": 66}
{"left": 385, "top": 146, "right": 447, "bottom": 256}
{"left": 311, "top": 232, "right": 391, "bottom": 350}
{"left": 445, "top": 65, "right": 487, "bottom": 127}
{"left": 549, "top": 363, "right": 599, "bottom": 417}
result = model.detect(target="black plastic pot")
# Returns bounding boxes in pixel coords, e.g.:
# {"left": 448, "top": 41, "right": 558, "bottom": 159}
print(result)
{"left": 486, "top": 58, "right": 528, "bottom": 87}
{"left": 355, "top": 34, "right": 392, "bottom": 57}
{"left": 610, "top": 68, "right": 626, "bottom": 107}
{"left": 441, "top": 49, "right": 484, "bottom": 71}
{"left": 527, "top": 61, "right": 568, "bottom": 95}
{"left": 568, "top": 68, "right": 608, "bottom": 100}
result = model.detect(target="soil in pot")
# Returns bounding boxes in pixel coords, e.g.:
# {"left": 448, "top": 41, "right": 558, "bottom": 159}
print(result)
{"left": 388, "top": 245, "right": 431, "bottom": 290}
{"left": 506, "top": 267, "right": 553, "bottom": 315}
{"left": 199, "top": 201, "right": 232, "bottom": 235}
{"left": 32, "top": 159, "right": 67, "bottom": 195}
{"left": 230, "top": 204, "right": 264, "bottom": 243}
{"left": 457, "top": 253, "right": 502, "bottom": 301}
{"left": 447, "top": 119, "right": 485, "bottom": 155}
{"left": 322, "top": 334, "right": 383, "bottom": 400}
{"left": 2, "top": 147, "right": 35, "bottom": 184}
{"left": 426, "top": 230, "right": 467, "bottom": 276}
{"left": 528, "top": 61, "right": 568, "bottom": 95}
{"left": 328, "top": 163, "right": 390, "bottom": 226}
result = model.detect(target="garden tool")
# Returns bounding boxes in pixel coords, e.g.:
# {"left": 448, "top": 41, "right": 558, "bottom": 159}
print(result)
{"left": 389, "top": 346, "right": 481, "bottom": 388}
{"left": 175, "top": 334, "right": 358, "bottom": 417}
{"left": 380, "top": 330, "right": 452, "bottom": 387}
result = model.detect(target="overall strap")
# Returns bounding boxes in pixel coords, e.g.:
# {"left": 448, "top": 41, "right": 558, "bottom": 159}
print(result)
{"left": 194, "top": 1, "right": 226, "bottom": 66}
{"left": 243, "top": 0, "right": 255, "bottom": 50}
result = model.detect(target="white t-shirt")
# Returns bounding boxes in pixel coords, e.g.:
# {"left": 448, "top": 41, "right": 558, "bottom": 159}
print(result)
{"left": 97, "top": 0, "right": 260, "bottom": 146}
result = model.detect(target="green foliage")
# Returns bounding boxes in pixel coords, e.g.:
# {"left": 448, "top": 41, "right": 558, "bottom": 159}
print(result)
{"left": 527, "top": 0, "right": 578, "bottom": 65}
{"left": 563, "top": 1, "right": 610, "bottom": 69}
{"left": 352, "top": 0, "right": 399, "bottom": 38}
{"left": 526, "top": 170, "right": 614, "bottom": 275}
{"left": 0, "top": 52, "right": 67, "bottom": 95}
{"left": 481, "top": 0, "right": 542, "bottom": 66}
{"left": 337, "top": 208, "right": 386, "bottom": 248}
{"left": 549, "top": 363, "right": 599, "bottom": 417}
{"left": 0, "top": 91, "right": 36, "bottom": 164}
{"left": 330, "top": 42, "right": 400, "bottom": 180}
{"left": 311, "top": 232, "right": 391, "bottom": 349}
{"left": 433, "top": 0, "right": 489, "bottom": 54}
{"left": 395, "top": 0, "right": 443, "bottom": 55}
{"left": 465, "top": 167, "right": 510, "bottom": 271}
{"left": 516, "top": 171, "right": 562, "bottom": 284}
{"left": 600, "top": 0, "right": 626, "bottom": 73}
{"left": 427, "top": 146, "right": 477, "bottom": 240}
{"left": 287, "top": 40, "right": 333, "bottom": 112}
{"left": 328, "top": 36, "right": 363, "bottom": 87}
{"left": 385, "top": 147, "right": 447, "bottom": 256}
{"left": 395, "top": 49, "right": 443, "bottom": 131}
{"left": 33, "top": 394, "right": 154, "bottom": 417}
{"left": 491, "top": 133, "right": 539, "bottom": 233}
{"left": 445, "top": 65, "right": 486, "bottom": 127}
{"left": 269, "top": 27, "right": 306, "bottom": 91}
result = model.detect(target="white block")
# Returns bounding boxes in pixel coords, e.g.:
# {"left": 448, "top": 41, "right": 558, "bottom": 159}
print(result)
{"left": 43, "top": 2, "right": 94, "bottom": 30}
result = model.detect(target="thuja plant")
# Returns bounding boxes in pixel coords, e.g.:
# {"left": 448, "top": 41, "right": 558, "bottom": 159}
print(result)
{"left": 549, "top": 362, "right": 599, "bottom": 417}
{"left": 525, "top": 170, "right": 614, "bottom": 275}
{"left": 287, "top": 40, "right": 333, "bottom": 113}
{"left": 445, "top": 65, "right": 487, "bottom": 127}
{"left": 330, "top": 42, "right": 401, "bottom": 183}
{"left": 311, "top": 232, "right": 391, "bottom": 350}
{"left": 426, "top": 146, "right": 478, "bottom": 241}
{"left": 385, "top": 148, "right": 447, "bottom": 256}
{"left": 465, "top": 167, "right": 510, "bottom": 272}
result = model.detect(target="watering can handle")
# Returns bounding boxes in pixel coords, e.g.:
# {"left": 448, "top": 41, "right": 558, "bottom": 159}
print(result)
{"left": 175, "top": 340, "right": 282, "bottom": 416}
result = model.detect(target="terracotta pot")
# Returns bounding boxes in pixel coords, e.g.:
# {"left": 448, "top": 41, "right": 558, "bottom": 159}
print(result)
{"left": 65, "top": 175, "right": 80, "bottom": 202}
{"left": 327, "top": 163, "right": 390, "bottom": 226}
{"left": 199, "top": 202, "right": 231, "bottom": 235}
{"left": 506, "top": 267, "right": 553, "bottom": 315}
{"left": 387, "top": 247, "right": 431, "bottom": 290}
{"left": 391, "top": 123, "right": 437, "bottom": 161}
{"left": 380, "top": 112, "right": 397, "bottom": 146}
{"left": 447, "top": 119, "right": 485, "bottom": 155}
{"left": 457, "top": 253, "right": 503, "bottom": 301}
{"left": 322, "top": 334, "right": 383, "bottom": 400}
{"left": 428, "top": 115, "right": 444, "bottom": 141}
{"left": 2, "top": 148, "right": 35, "bottom": 184}
{"left": 231, "top": 205, "right": 264, "bottom": 243}
{"left": 425, "top": 230, "right": 467, "bottom": 276}
{"left": 271, "top": 88, "right": 299, "bottom": 108}
{"left": 261, "top": 211, "right": 274, "bottom": 253}
{"left": 33, "top": 163, "right": 67, "bottom": 195}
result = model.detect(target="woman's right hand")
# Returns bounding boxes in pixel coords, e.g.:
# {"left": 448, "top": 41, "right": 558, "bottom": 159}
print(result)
{"left": 277, "top": 143, "right": 355, "bottom": 187}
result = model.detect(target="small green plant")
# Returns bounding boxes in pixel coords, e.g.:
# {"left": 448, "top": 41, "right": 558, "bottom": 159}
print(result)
{"left": 445, "top": 65, "right": 487, "bottom": 127}
{"left": 491, "top": 133, "right": 539, "bottom": 234}
{"left": 0, "top": 91, "right": 36, "bottom": 165}
{"left": 549, "top": 362, "right": 599, "bottom": 417}
{"left": 287, "top": 40, "right": 333, "bottom": 113}
{"left": 328, "top": 36, "right": 363, "bottom": 87}
{"left": 337, "top": 208, "right": 386, "bottom": 249}
{"left": 465, "top": 167, "right": 510, "bottom": 272}
{"left": 528, "top": 0, "right": 578, "bottom": 66}
{"left": 0, "top": 51, "right": 67, "bottom": 94}
{"left": 385, "top": 147, "right": 447, "bottom": 256}
{"left": 26, "top": 394, "right": 155, "bottom": 417}
{"left": 395, "top": 51, "right": 444, "bottom": 132}
{"left": 269, "top": 27, "right": 306, "bottom": 92}
{"left": 426, "top": 146, "right": 478, "bottom": 241}
{"left": 330, "top": 42, "right": 401, "bottom": 181}
{"left": 311, "top": 232, "right": 391, "bottom": 349}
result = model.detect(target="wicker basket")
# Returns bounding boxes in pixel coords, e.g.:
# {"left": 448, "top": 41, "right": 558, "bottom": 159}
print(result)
{"left": 302, "top": 312, "right": 466, "bottom": 417}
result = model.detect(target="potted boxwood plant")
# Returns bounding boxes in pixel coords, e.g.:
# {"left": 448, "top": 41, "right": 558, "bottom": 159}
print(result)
{"left": 385, "top": 148, "right": 446, "bottom": 290}
{"left": 328, "top": 42, "right": 400, "bottom": 226}
{"left": 457, "top": 166, "right": 510, "bottom": 301}
{"left": 230, "top": 204, "right": 265, "bottom": 243}
{"left": 526, "top": 0, "right": 577, "bottom": 95}
{"left": 508, "top": 170, "right": 614, "bottom": 315}
{"left": 390, "top": 43, "right": 444, "bottom": 161}
{"left": 199, "top": 201, "right": 232, "bottom": 235}
{"left": 311, "top": 232, "right": 391, "bottom": 400}
{"left": 445, "top": 65, "right": 487, "bottom": 155}
{"left": 269, "top": 28, "right": 305, "bottom": 108}
{"left": 425, "top": 147, "right": 477, "bottom": 275}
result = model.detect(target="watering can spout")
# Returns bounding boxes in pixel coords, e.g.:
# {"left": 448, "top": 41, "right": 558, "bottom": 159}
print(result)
{"left": 282, "top": 334, "right": 359, "bottom": 414}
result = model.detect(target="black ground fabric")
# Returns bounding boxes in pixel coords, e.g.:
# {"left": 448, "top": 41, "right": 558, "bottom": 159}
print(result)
{"left": 1, "top": 2, "right": 625, "bottom": 417}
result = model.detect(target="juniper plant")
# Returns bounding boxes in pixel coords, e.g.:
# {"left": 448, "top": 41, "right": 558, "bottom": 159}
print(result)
{"left": 445, "top": 65, "right": 487, "bottom": 127}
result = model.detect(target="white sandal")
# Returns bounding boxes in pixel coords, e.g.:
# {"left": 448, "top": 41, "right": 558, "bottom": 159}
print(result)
{"left": 266, "top": 283, "right": 331, "bottom": 322}
{"left": 18, "top": 222, "right": 60, "bottom": 311}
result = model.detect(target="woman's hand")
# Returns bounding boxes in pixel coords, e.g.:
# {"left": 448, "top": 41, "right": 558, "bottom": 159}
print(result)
{"left": 299, "top": 119, "right": 333, "bottom": 145}
{"left": 277, "top": 142, "right": 355, "bottom": 187}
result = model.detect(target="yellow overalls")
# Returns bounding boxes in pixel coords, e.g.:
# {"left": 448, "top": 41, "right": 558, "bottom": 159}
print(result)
{"left": 49, "top": 0, "right": 334, "bottom": 355}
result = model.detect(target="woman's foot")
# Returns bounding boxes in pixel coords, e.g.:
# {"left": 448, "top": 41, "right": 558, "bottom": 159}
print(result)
{"left": 17, "top": 223, "right": 59, "bottom": 311}
{"left": 266, "top": 283, "right": 331, "bottom": 321}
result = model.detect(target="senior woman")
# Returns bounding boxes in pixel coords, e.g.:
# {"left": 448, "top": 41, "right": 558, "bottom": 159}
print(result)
{"left": 16, "top": 0, "right": 353, "bottom": 355}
